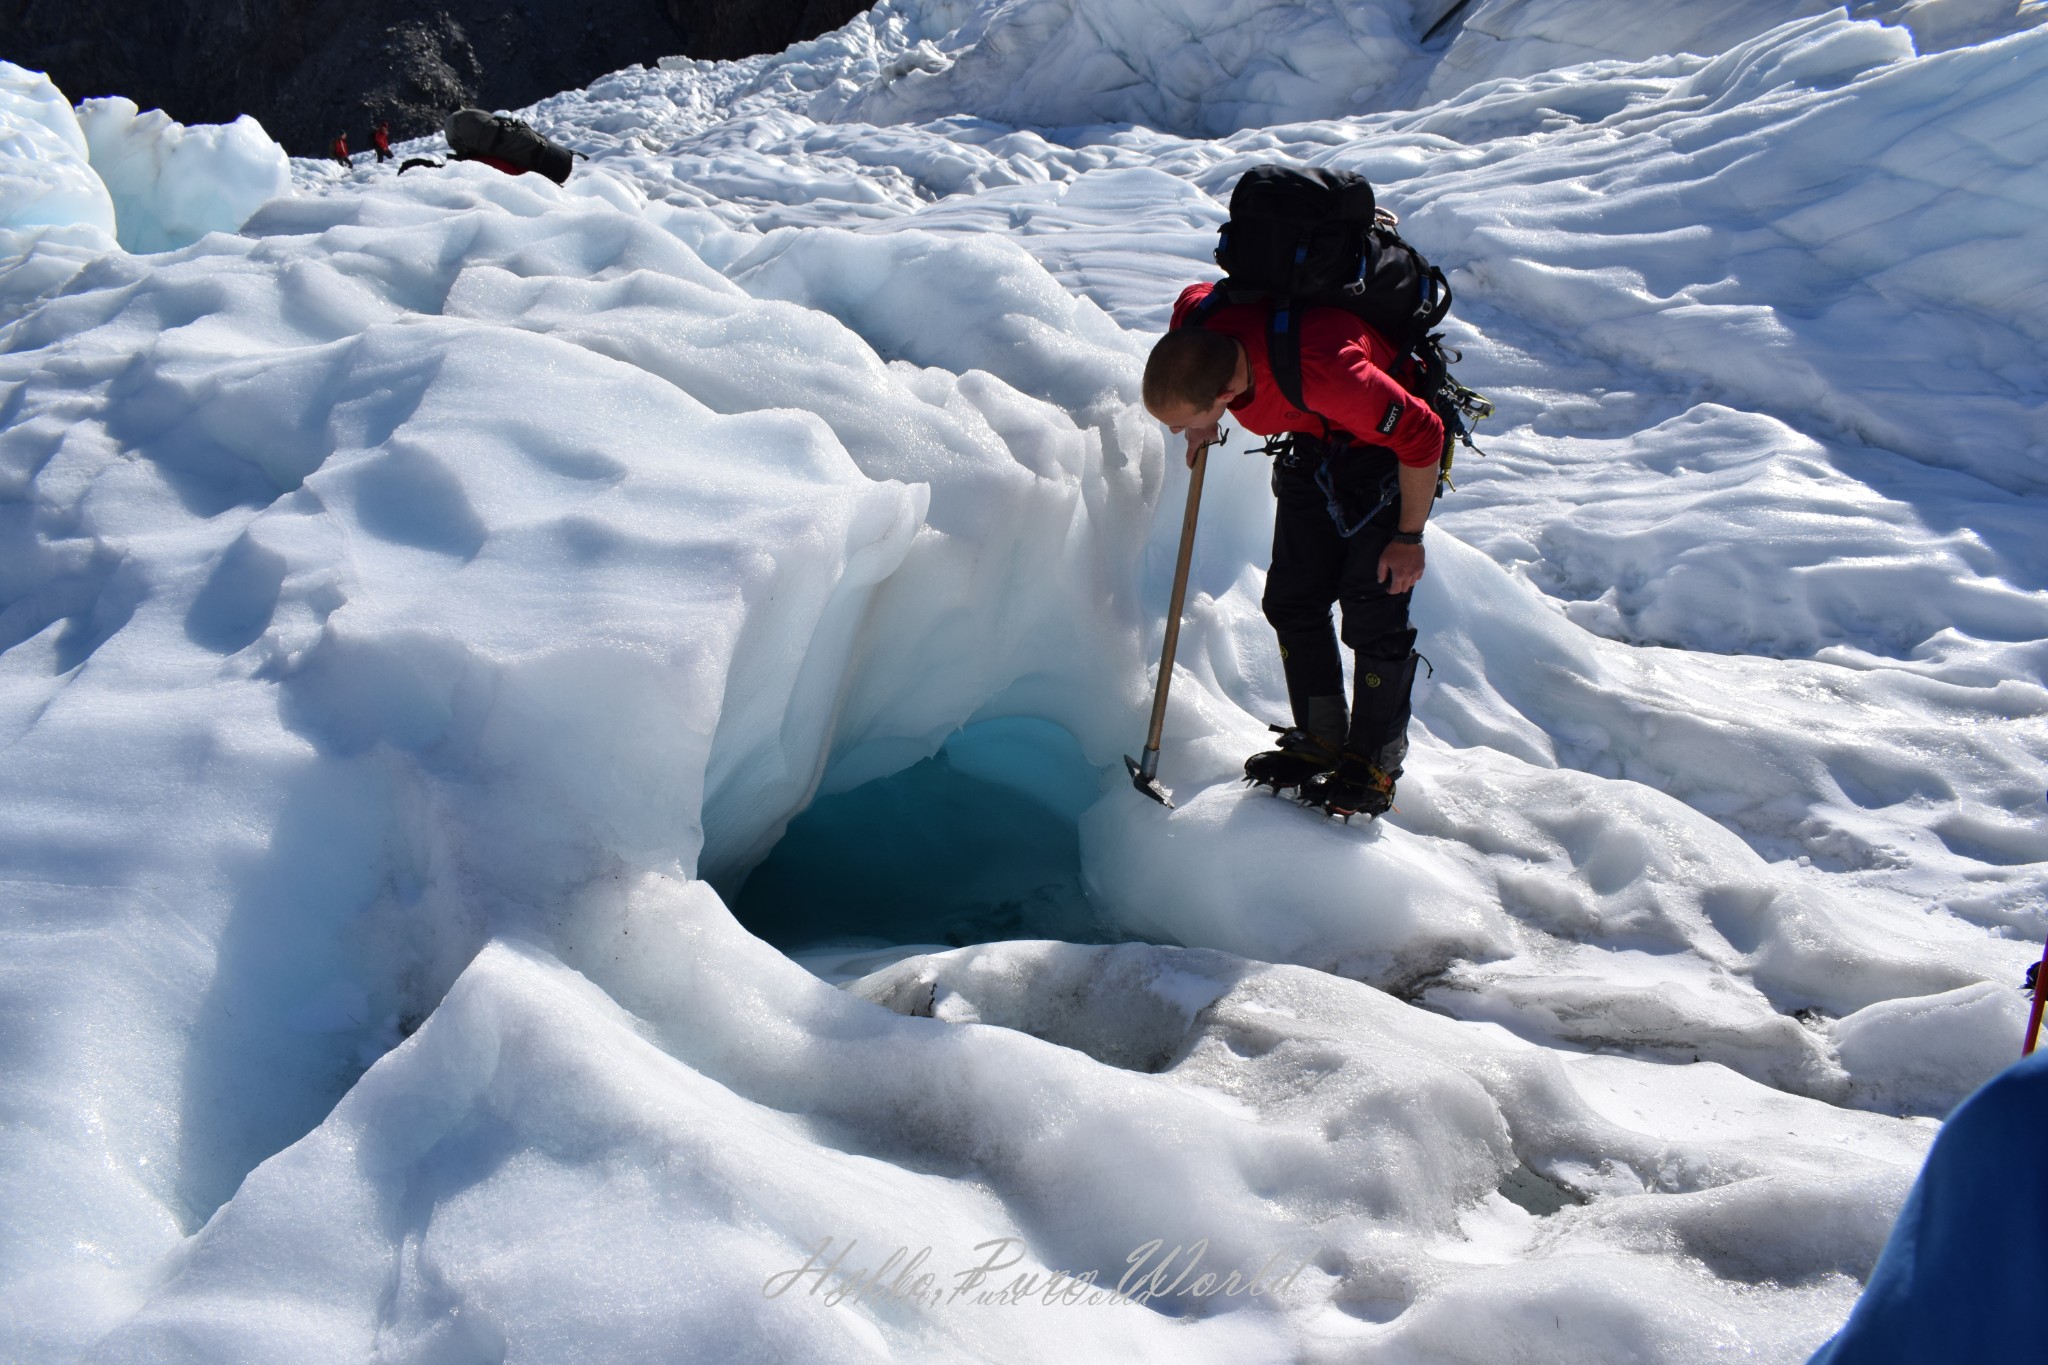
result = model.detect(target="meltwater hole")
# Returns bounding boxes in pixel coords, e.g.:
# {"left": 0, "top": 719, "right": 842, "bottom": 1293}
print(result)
{"left": 730, "top": 717, "right": 1130, "bottom": 955}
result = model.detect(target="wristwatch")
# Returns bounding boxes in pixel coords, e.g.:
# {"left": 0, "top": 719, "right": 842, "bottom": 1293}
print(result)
{"left": 1391, "top": 529, "right": 1424, "bottom": 545}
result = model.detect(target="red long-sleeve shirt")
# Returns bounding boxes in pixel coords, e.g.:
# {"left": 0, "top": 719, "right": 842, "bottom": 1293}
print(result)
{"left": 1170, "top": 282, "right": 1444, "bottom": 468}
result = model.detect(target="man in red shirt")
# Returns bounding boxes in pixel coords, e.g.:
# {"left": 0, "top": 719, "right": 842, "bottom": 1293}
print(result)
{"left": 372, "top": 121, "right": 393, "bottom": 162}
{"left": 1143, "top": 282, "right": 1444, "bottom": 818}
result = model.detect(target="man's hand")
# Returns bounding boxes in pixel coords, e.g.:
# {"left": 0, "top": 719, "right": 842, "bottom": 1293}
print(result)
{"left": 1378, "top": 540, "right": 1425, "bottom": 594}
{"left": 1182, "top": 423, "right": 1222, "bottom": 468}
{"left": 1379, "top": 458, "right": 1438, "bottom": 593}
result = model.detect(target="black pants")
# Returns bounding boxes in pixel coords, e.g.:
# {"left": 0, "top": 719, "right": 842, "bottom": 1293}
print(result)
{"left": 1260, "top": 437, "right": 1419, "bottom": 773}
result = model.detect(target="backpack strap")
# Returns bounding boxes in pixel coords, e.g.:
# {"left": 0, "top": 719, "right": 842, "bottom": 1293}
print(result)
{"left": 1417, "top": 262, "right": 1453, "bottom": 336}
{"left": 1179, "top": 287, "right": 1228, "bottom": 329}
{"left": 1271, "top": 256, "right": 1452, "bottom": 442}
{"left": 1179, "top": 287, "right": 1337, "bottom": 444}
{"left": 1179, "top": 284, "right": 1325, "bottom": 434}
{"left": 1265, "top": 296, "right": 1335, "bottom": 441}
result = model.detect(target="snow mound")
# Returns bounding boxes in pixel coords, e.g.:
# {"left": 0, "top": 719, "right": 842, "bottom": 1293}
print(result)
{"left": 1836, "top": 982, "right": 2029, "bottom": 1114}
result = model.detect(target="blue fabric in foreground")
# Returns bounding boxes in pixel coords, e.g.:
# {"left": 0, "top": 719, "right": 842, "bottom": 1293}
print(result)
{"left": 1809, "top": 1048, "right": 2048, "bottom": 1363}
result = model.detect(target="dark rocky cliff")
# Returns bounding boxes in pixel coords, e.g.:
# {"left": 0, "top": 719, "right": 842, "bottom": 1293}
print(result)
{"left": 6, "top": 0, "right": 871, "bottom": 156}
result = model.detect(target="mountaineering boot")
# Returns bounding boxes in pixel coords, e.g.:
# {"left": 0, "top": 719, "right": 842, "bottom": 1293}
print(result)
{"left": 1300, "top": 643, "right": 1418, "bottom": 820}
{"left": 1300, "top": 751, "right": 1398, "bottom": 822}
{"left": 1347, "top": 646, "right": 1418, "bottom": 770}
{"left": 1344, "top": 642, "right": 1417, "bottom": 753}
{"left": 1245, "top": 691, "right": 1346, "bottom": 793}
{"left": 1243, "top": 725, "right": 1341, "bottom": 795}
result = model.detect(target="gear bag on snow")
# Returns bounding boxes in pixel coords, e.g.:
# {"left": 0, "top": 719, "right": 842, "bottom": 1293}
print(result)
{"left": 1187, "top": 164, "right": 1492, "bottom": 493}
{"left": 443, "top": 108, "right": 574, "bottom": 184}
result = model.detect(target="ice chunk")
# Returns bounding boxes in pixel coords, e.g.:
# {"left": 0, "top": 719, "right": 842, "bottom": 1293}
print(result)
{"left": 0, "top": 63, "right": 116, "bottom": 242}
{"left": 75, "top": 97, "right": 291, "bottom": 253}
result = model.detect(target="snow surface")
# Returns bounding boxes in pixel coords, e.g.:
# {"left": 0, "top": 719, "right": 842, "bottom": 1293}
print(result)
{"left": 3, "top": 2, "right": 2047, "bottom": 1361}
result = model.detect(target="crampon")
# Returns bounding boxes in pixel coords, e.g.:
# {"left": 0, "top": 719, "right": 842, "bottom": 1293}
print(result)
{"left": 1242, "top": 725, "right": 1339, "bottom": 795}
{"left": 1300, "top": 754, "right": 1397, "bottom": 823}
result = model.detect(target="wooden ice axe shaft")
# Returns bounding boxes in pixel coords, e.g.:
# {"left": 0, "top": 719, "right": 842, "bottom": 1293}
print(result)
{"left": 1126, "top": 441, "right": 1209, "bottom": 808}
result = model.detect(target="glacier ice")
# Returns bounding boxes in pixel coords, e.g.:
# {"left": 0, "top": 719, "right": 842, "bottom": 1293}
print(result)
{"left": 2, "top": 2, "right": 2046, "bottom": 1360}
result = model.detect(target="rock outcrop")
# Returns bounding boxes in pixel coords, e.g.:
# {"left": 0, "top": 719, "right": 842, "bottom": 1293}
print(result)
{"left": 8, "top": 0, "right": 870, "bottom": 155}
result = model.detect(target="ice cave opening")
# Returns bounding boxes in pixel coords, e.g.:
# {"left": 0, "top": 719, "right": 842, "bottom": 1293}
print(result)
{"left": 728, "top": 717, "right": 1135, "bottom": 961}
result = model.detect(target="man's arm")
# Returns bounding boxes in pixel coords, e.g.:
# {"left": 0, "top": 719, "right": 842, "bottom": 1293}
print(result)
{"left": 1294, "top": 316, "right": 1444, "bottom": 593}
{"left": 1296, "top": 322, "right": 1445, "bottom": 474}
{"left": 1378, "top": 458, "right": 1436, "bottom": 594}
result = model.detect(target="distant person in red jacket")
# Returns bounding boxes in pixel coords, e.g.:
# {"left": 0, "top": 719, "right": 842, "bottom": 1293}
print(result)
{"left": 1144, "top": 281, "right": 1445, "bottom": 818}
{"left": 330, "top": 133, "right": 350, "bottom": 167}
{"left": 372, "top": 121, "right": 393, "bottom": 162}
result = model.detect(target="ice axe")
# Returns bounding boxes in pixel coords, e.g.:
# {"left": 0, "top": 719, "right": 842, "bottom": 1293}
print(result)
{"left": 1125, "top": 433, "right": 1218, "bottom": 808}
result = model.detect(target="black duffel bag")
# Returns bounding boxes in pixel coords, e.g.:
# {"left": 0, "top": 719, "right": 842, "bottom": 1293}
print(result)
{"left": 444, "top": 108, "right": 574, "bottom": 184}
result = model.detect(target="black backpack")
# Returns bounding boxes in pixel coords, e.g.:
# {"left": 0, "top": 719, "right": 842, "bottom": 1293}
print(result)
{"left": 1189, "top": 165, "right": 1489, "bottom": 488}
{"left": 443, "top": 109, "right": 575, "bottom": 185}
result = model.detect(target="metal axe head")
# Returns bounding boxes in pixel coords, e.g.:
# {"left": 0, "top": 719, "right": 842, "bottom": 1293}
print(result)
{"left": 1124, "top": 754, "right": 1175, "bottom": 809}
